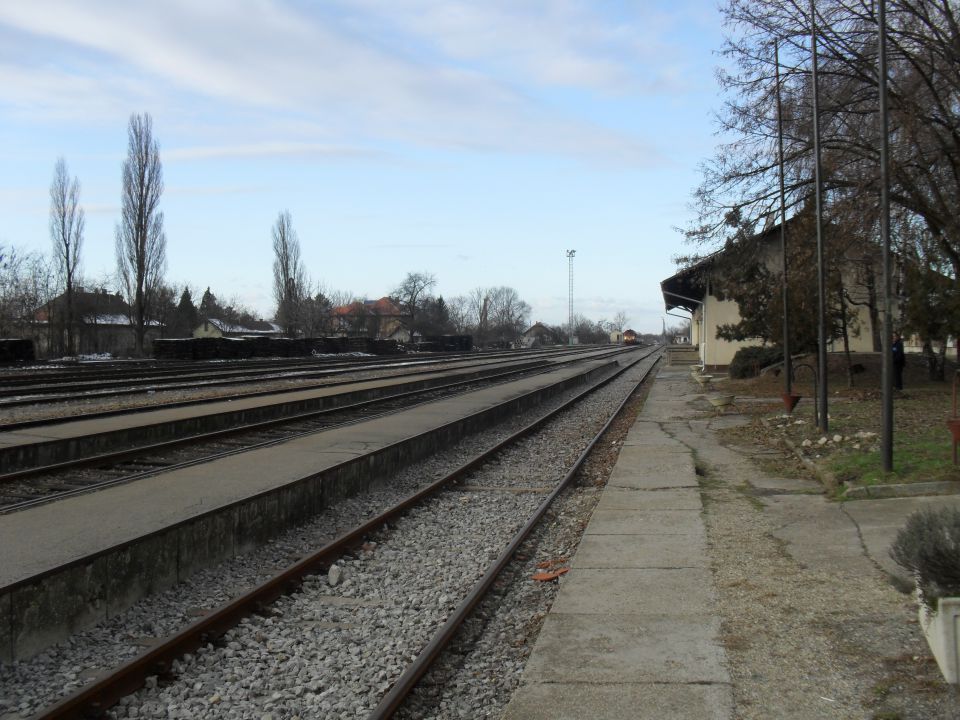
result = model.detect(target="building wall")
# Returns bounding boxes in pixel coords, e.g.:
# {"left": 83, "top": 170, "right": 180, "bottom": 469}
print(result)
{"left": 193, "top": 322, "right": 223, "bottom": 339}
{"left": 697, "top": 295, "right": 755, "bottom": 368}
{"left": 688, "top": 239, "right": 879, "bottom": 368}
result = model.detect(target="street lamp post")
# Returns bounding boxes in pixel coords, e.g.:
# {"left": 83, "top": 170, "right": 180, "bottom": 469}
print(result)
{"left": 566, "top": 249, "right": 576, "bottom": 345}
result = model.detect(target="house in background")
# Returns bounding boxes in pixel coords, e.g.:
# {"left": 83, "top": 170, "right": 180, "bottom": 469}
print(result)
{"left": 34, "top": 288, "right": 162, "bottom": 357}
{"left": 330, "top": 297, "right": 407, "bottom": 340}
{"left": 521, "top": 322, "right": 559, "bottom": 348}
{"left": 193, "top": 318, "right": 282, "bottom": 338}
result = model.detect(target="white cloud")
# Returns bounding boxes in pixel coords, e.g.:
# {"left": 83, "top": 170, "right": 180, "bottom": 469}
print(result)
{"left": 0, "top": 1, "right": 667, "bottom": 165}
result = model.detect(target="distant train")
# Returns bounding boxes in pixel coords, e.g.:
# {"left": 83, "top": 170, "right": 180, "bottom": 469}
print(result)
{"left": 623, "top": 329, "right": 638, "bottom": 346}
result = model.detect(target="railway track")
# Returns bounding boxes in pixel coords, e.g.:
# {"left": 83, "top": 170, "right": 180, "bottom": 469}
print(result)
{"left": 0, "top": 346, "right": 595, "bottom": 409}
{"left": 26, "top": 346, "right": 661, "bottom": 719}
{"left": 0, "top": 351, "right": 622, "bottom": 512}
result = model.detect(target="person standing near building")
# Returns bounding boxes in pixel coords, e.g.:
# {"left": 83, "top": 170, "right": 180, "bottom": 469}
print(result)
{"left": 892, "top": 332, "right": 906, "bottom": 391}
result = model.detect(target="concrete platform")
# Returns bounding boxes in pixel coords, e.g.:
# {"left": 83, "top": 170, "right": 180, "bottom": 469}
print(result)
{"left": 506, "top": 364, "right": 960, "bottom": 719}
{"left": 0, "top": 355, "right": 562, "bottom": 473}
{"left": 503, "top": 366, "right": 734, "bottom": 720}
{"left": 0, "top": 354, "right": 629, "bottom": 661}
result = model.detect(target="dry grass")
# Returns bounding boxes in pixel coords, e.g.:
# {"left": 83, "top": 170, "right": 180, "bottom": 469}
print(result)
{"left": 724, "top": 352, "right": 960, "bottom": 487}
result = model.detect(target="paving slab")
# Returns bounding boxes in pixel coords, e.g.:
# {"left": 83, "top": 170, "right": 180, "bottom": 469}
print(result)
{"left": 551, "top": 568, "right": 716, "bottom": 616}
{"left": 607, "top": 452, "right": 698, "bottom": 490}
{"left": 749, "top": 474, "right": 822, "bottom": 494}
{"left": 571, "top": 533, "right": 710, "bottom": 570}
{"left": 584, "top": 508, "right": 706, "bottom": 538}
{"left": 594, "top": 487, "right": 702, "bottom": 511}
{"left": 502, "top": 682, "right": 733, "bottom": 720}
{"left": 518, "top": 612, "right": 728, "bottom": 684}
{"left": 619, "top": 424, "right": 689, "bottom": 451}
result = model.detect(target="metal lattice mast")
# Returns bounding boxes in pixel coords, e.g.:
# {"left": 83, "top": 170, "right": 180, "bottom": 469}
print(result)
{"left": 566, "top": 249, "right": 576, "bottom": 345}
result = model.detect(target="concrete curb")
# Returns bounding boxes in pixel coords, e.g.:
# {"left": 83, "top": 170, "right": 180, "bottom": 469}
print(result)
{"left": 842, "top": 480, "right": 960, "bottom": 500}
{"left": 780, "top": 434, "right": 839, "bottom": 492}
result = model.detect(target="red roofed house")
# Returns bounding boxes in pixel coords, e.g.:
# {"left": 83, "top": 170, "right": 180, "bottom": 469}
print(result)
{"left": 330, "top": 297, "right": 408, "bottom": 340}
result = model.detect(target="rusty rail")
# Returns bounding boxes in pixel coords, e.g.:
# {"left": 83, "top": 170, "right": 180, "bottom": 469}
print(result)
{"left": 368, "top": 350, "right": 660, "bottom": 718}
{"left": 32, "top": 346, "right": 658, "bottom": 720}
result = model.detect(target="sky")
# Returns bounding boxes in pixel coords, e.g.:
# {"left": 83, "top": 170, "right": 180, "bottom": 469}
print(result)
{"left": 0, "top": 1, "right": 727, "bottom": 334}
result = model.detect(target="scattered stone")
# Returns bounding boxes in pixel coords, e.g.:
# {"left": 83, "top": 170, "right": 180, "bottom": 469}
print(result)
{"left": 327, "top": 565, "right": 342, "bottom": 587}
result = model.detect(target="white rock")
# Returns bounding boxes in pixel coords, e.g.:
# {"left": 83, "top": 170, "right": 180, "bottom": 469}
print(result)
{"left": 832, "top": 434, "right": 842, "bottom": 443}
{"left": 328, "top": 565, "right": 342, "bottom": 587}
{"left": 801, "top": 439, "right": 812, "bottom": 447}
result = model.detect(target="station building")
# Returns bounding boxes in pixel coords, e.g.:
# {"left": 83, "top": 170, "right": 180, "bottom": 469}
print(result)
{"left": 661, "top": 221, "right": 878, "bottom": 371}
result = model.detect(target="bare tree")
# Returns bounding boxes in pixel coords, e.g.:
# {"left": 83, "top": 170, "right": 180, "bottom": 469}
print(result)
{"left": 116, "top": 113, "right": 166, "bottom": 356}
{"left": 392, "top": 271, "right": 437, "bottom": 332}
{"left": 0, "top": 245, "right": 53, "bottom": 344}
{"left": 49, "top": 157, "right": 84, "bottom": 355}
{"left": 447, "top": 295, "right": 471, "bottom": 333}
{"left": 466, "top": 286, "right": 490, "bottom": 345}
{"left": 612, "top": 311, "right": 629, "bottom": 333}
{"left": 486, "top": 286, "right": 531, "bottom": 345}
{"left": 272, "top": 210, "right": 307, "bottom": 337}
{"left": 692, "top": 0, "right": 960, "bottom": 269}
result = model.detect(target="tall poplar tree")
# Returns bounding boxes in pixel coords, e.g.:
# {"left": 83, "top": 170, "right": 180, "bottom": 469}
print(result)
{"left": 116, "top": 112, "right": 166, "bottom": 356}
{"left": 49, "top": 157, "right": 84, "bottom": 355}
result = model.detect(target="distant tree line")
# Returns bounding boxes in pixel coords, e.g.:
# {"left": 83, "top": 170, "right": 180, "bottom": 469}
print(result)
{"left": 2, "top": 113, "right": 635, "bottom": 356}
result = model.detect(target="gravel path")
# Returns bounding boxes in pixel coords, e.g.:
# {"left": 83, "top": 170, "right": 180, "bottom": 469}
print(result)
{"left": 666, "top": 413, "right": 960, "bottom": 719}
{"left": 0, "top": 353, "right": 658, "bottom": 719}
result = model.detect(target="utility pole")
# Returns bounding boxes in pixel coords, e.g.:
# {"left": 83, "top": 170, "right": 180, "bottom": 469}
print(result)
{"left": 878, "top": 0, "right": 894, "bottom": 471}
{"left": 811, "top": 0, "right": 829, "bottom": 432}
{"left": 566, "top": 249, "right": 576, "bottom": 345}
{"left": 775, "top": 40, "right": 792, "bottom": 400}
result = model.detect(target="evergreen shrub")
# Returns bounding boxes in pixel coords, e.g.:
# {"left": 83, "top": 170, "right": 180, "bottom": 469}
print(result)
{"left": 728, "top": 345, "right": 782, "bottom": 379}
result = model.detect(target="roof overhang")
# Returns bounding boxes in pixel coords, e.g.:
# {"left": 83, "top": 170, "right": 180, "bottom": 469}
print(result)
{"left": 661, "top": 265, "right": 707, "bottom": 313}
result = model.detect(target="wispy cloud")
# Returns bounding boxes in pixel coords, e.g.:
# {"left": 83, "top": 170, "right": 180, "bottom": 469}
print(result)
{"left": 0, "top": 1, "right": 671, "bottom": 165}
{"left": 165, "top": 142, "right": 386, "bottom": 162}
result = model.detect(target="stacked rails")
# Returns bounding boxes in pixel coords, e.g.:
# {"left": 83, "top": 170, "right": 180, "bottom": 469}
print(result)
{"left": 0, "top": 338, "right": 36, "bottom": 364}
{"left": 152, "top": 336, "right": 405, "bottom": 361}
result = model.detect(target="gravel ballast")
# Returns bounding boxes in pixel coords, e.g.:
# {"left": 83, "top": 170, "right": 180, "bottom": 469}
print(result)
{"left": 0, "top": 352, "right": 658, "bottom": 718}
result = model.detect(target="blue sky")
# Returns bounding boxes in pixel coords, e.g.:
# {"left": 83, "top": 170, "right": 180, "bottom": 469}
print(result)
{"left": 0, "top": 1, "right": 725, "bottom": 333}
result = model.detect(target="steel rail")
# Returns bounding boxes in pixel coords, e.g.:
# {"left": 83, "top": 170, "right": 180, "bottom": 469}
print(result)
{"left": 369, "top": 349, "right": 660, "bottom": 718}
{"left": 32, "top": 346, "right": 657, "bottom": 720}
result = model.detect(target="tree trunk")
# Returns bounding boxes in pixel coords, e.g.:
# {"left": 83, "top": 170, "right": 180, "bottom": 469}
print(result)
{"left": 864, "top": 264, "right": 881, "bottom": 352}
{"left": 839, "top": 291, "right": 854, "bottom": 388}
{"left": 922, "top": 339, "right": 943, "bottom": 382}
